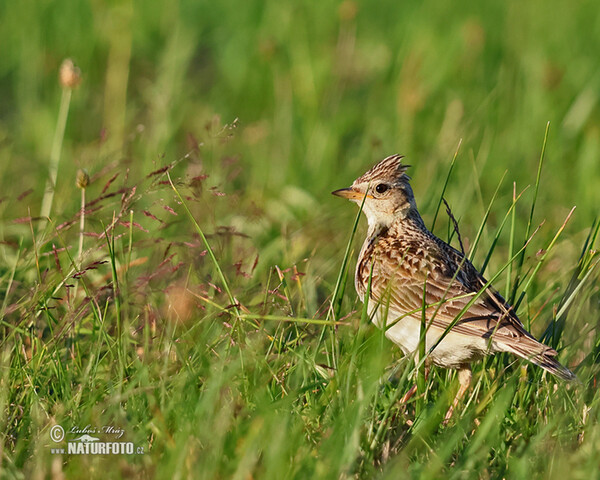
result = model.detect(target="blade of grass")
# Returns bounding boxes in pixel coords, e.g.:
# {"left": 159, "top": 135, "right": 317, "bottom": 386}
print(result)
{"left": 513, "top": 206, "right": 576, "bottom": 312}
{"left": 480, "top": 185, "right": 529, "bottom": 274}
{"left": 191, "top": 291, "right": 349, "bottom": 326}
{"left": 431, "top": 139, "right": 461, "bottom": 231}
{"left": 275, "top": 265, "right": 295, "bottom": 316}
{"left": 104, "top": 218, "right": 122, "bottom": 328}
{"left": 126, "top": 209, "right": 134, "bottom": 276}
{"left": 167, "top": 171, "right": 240, "bottom": 318}
{"left": 345, "top": 261, "right": 374, "bottom": 400}
{"left": 39, "top": 85, "right": 73, "bottom": 234}
{"left": 506, "top": 182, "right": 517, "bottom": 300}
{"left": 0, "top": 238, "right": 22, "bottom": 320}
{"left": 320, "top": 190, "right": 368, "bottom": 369}
{"left": 579, "top": 218, "right": 600, "bottom": 273}
{"left": 329, "top": 192, "right": 368, "bottom": 321}
{"left": 369, "top": 357, "right": 414, "bottom": 450}
{"left": 555, "top": 258, "right": 599, "bottom": 326}
{"left": 103, "top": 218, "right": 125, "bottom": 390}
{"left": 511, "top": 122, "right": 550, "bottom": 301}
{"left": 416, "top": 274, "right": 428, "bottom": 416}
{"left": 468, "top": 171, "right": 507, "bottom": 262}
{"left": 540, "top": 219, "right": 600, "bottom": 347}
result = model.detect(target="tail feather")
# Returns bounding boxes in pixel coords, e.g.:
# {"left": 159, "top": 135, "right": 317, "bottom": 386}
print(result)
{"left": 501, "top": 341, "right": 577, "bottom": 382}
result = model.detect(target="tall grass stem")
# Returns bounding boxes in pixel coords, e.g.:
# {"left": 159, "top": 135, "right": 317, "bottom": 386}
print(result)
{"left": 167, "top": 172, "right": 240, "bottom": 318}
{"left": 39, "top": 87, "right": 72, "bottom": 233}
{"left": 77, "top": 187, "right": 85, "bottom": 265}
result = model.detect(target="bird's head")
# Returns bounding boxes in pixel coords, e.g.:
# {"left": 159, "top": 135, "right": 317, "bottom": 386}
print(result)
{"left": 332, "top": 154, "right": 417, "bottom": 228}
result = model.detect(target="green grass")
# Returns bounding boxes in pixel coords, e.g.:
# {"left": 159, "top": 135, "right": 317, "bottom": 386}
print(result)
{"left": 1, "top": 0, "right": 600, "bottom": 478}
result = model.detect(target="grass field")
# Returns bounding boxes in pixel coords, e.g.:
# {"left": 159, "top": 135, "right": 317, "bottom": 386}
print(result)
{"left": 1, "top": 0, "right": 600, "bottom": 478}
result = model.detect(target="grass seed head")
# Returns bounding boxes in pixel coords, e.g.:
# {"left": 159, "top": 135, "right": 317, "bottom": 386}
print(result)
{"left": 59, "top": 58, "right": 81, "bottom": 88}
{"left": 76, "top": 169, "right": 90, "bottom": 189}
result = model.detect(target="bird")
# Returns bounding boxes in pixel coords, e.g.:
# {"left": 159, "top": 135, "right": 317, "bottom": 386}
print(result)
{"left": 332, "top": 154, "right": 576, "bottom": 417}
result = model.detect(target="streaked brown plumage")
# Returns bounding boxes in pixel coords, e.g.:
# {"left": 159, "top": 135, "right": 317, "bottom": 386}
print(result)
{"left": 332, "top": 154, "right": 575, "bottom": 406}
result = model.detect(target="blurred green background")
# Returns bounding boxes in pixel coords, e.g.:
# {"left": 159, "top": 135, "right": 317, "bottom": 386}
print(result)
{"left": 2, "top": 0, "right": 599, "bottom": 225}
{"left": 2, "top": 0, "right": 600, "bottom": 478}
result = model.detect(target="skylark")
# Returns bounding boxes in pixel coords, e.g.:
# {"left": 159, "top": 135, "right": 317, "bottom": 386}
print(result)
{"left": 333, "top": 154, "right": 575, "bottom": 414}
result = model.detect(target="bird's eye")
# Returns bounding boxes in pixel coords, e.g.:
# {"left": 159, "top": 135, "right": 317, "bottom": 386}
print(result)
{"left": 375, "top": 183, "right": 389, "bottom": 194}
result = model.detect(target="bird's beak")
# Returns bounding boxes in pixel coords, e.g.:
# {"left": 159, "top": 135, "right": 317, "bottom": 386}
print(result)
{"left": 331, "top": 187, "right": 371, "bottom": 200}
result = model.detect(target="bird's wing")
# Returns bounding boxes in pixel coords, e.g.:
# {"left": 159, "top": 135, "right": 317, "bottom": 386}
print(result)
{"left": 368, "top": 238, "right": 553, "bottom": 351}
{"left": 365, "top": 235, "right": 576, "bottom": 380}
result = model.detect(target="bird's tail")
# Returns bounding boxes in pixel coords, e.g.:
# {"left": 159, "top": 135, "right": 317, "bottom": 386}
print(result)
{"left": 500, "top": 340, "right": 577, "bottom": 382}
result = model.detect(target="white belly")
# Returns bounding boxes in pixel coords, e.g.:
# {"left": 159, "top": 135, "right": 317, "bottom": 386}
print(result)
{"left": 373, "top": 309, "right": 493, "bottom": 369}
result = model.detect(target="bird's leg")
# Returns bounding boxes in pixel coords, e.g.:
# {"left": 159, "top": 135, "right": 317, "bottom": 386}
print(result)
{"left": 444, "top": 366, "right": 472, "bottom": 422}
{"left": 399, "top": 384, "right": 418, "bottom": 404}
{"left": 399, "top": 359, "right": 431, "bottom": 404}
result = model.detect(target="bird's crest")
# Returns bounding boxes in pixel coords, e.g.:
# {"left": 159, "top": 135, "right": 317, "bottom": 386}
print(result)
{"left": 355, "top": 154, "right": 410, "bottom": 185}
